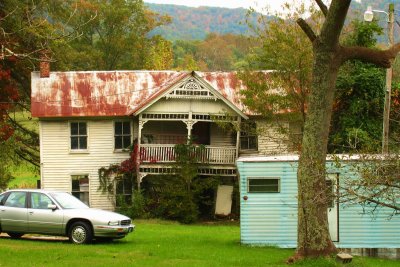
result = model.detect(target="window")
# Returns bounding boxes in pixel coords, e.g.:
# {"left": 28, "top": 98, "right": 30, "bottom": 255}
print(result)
{"left": 31, "top": 192, "right": 53, "bottom": 209}
{"left": 248, "top": 177, "right": 280, "bottom": 193}
{"left": 71, "top": 175, "right": 89, "bottom": 205}
{"left": 115, "top": 121, "right": 131, "bottom": 150}
{"left": 115, "top": 177, "right": 133, "bottom": 207}
{"left": 240, "top": 121, "right": 258, "bottom": 150}
{"left": 4, "top": 191, "right": 27, "bottom": 208}
{"left": 70, "top": 122, "right": 87, "bottom": 150}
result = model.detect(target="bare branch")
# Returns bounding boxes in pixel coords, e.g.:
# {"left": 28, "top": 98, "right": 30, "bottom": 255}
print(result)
{"left": 339, "top": 43, "right": 400, "bottom": 68}
{"left": 297, "top": 18, "right": 317, "bottom": 43}
{"left": 314, "top": 0, "right": 328, "bottom": 17}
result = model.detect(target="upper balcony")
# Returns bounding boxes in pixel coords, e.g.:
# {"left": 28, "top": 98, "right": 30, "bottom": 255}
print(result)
{"left": 140, "top": 144, "right": 237, "bottom": 165}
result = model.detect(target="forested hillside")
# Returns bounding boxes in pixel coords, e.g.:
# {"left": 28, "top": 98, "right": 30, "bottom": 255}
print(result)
{"left": 146, "top": 3, "right": 261, "bottom": 40}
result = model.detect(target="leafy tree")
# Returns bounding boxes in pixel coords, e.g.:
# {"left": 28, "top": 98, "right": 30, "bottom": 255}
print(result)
{"left": 329, "top": 20, "right": 386, "bottom": 152}
{"left": 50, "top": 0, "right": 170, "bottom": 70}
{"left": 144, "top": 36, "right": 173, "bottom": 70}
{"left": 242, "top": 3, "right": 317, "bottom": 149}
{"left": 293, "top": 0, "right": 400, "bottom": 258}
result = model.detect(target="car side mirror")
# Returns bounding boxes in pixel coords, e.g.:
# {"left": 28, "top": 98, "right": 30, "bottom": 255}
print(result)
{"left": 48, "top": 204, "right": 57, "bottom": 210}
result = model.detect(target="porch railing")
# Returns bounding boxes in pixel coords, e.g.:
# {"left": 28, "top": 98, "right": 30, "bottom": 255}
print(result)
{"left": 140, "top": 144, "right": 236, "bottom": 165}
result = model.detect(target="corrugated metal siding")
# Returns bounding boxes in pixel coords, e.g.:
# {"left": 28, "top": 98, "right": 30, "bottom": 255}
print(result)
{"left": 40, "top": 120, "right": 131, "bottom": 210}
{"left": 237, "top": 159, "right": 400, "bottom": 248}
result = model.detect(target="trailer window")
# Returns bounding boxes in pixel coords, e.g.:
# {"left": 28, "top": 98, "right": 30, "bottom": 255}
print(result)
{"left": 248, "top": 177, "right": 280, "bottom": 193}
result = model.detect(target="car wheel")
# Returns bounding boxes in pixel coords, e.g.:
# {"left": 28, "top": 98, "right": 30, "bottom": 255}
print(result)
{"left": 7, "top": 232, "right": 24, "bottom": 238}
{"left": 69, "top": 221, "right": 93, "bottom": 244}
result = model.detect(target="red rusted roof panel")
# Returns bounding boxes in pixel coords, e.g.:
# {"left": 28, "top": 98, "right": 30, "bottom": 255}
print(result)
{"left": 31, "top": 70, "right": 264, "bottom": 117}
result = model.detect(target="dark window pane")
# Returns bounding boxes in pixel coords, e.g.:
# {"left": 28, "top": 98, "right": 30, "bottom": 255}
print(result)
{"left": 116, "top": 180, "right": 123, "bottom": 194}
{"left": 79, "top": 122, "right": 87, "bottom": 135}
{"left": 115, "top": 122, "right": 122, "bottom": 135}
{"left": 122, "top": 122, "right": 130, "bottom": 134}
{"left": 248, "top": 178, "right": 279, "bottom": 193}
{"left": 72, "top": 179, "right": 80, "bottom": 191}
{"left": 71, "top": 123, "right": 78, "bottom": 135}
{"left": 79, "top": 137, "right": 87, "bottom": 149}
{"left": 71, "top": 137, "right": 79, "bottom": 149}
{"left": 115, "top": 136, "right": 122, "bottom": 149}
{"left": 123, "top": 136, "right": 131, "bottom": 148}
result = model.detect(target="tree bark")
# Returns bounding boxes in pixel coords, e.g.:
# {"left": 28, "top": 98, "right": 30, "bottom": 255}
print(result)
{"left": 294, "top": 0, "right": 400, "bottom": 259}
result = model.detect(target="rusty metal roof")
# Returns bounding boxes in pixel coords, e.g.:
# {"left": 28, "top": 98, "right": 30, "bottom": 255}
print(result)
{"left": 31, "top": 70, "right": 253, "bottom": 117}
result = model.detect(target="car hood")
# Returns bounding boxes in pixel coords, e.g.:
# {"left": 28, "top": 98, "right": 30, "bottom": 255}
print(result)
{"left": 62, "top": 208, "right": 131, "bottom": 221}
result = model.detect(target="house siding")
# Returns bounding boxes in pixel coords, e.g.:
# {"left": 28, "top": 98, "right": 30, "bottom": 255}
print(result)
{"left": 256, "top": 120, "right": 291, "bottom": 155}
{"left": 40, "top": 119, "right": 131, "bottom": 210}
{"left": 237, "top": 158, "right": 400, "bottom": 250}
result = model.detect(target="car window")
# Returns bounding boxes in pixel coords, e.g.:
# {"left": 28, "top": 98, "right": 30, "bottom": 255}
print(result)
{"left": 0, "top": 193, "right": 5, "bottom": 205}
{"left": 4, "top": 192, "right": 27, "bottom": 208}
{"left": 31, "top": 192, "right": 53, "bottom": 209}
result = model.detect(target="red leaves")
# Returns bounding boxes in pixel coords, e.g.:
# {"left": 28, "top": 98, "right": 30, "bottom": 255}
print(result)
{"left": 0, "top": 123, "right": 14, "bottom": 141}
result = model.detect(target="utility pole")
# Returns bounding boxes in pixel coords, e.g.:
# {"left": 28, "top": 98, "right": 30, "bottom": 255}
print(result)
{"left": 382, "top": 3, "right": 394, "bottom": 154}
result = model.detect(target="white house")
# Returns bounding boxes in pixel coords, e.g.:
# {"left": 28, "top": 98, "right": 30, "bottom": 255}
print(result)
{"left": 31, "top": 69, "right": 298, "bottom": 210}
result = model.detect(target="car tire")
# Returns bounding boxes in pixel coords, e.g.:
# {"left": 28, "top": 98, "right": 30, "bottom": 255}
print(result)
{"left": 68, "top": 221, "right": 93, "bottom": 244}
{"left": 7, "top": 232, "right": 24, "bottom": 238}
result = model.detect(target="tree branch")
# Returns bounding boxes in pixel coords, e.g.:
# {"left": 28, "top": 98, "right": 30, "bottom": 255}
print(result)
{"left": 297, "top": 18, "right": 316, "bottom": 43}
{"left": 339, "top": 43, "right": 400, "bottom": 68}
{"left": 314, "top": 0, "right": 328, "bottom": 17}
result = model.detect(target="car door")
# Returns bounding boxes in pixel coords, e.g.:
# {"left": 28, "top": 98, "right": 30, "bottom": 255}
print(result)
{"left": 0, "top": 191, "right": 28, "bottom": 233}
{"left": 28, "top": 192, "right": 64, "bottom": 235}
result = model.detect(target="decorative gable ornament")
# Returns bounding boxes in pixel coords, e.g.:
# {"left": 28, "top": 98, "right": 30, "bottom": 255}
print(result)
{"left": 166, "top": 78, "right": 217, "bottom": 100}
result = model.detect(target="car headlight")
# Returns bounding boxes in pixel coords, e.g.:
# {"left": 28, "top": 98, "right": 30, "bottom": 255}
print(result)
{"left": 108, "top": 221, "right": 120, "bottom": 226}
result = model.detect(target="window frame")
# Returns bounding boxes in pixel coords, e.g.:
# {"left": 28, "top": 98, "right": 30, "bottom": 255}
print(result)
{"left": 71, "top": 174, "right": 90, "bottom": 206}
{"left": 69, "top": 121, "right": 88, "bottom": 152}
{"left": 114, "top": 176, "right": 133, "bottom": 207}
{"left": 114, "top": 121, "right": 132, "bottom": 151}
{"left": 240, "top": 120, "right": 258, "bottom": 151}
{"left": 247, "top": 177, "right": 280, "bottom": 193}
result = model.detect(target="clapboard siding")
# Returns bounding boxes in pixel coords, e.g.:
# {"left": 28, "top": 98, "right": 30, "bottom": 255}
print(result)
{"left": 40, "top": 120, "right": 131, "bottom": 210}
{"left": 210, "top": 123, "right": 234, "bottom": 146}
{"left": 256, "top": 120, "right": 291, "bottom": 155}
{"left": 237, "top": 158, "right": 400, "bottom": 250}
{"left": 146, "top": 98, "right": 237, "bottom": 115}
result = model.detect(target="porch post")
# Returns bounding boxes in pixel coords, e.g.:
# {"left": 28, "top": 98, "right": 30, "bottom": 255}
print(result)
{"left": 137, "top": 116, "right": 147, "bottom": 189}
{"left": 235, "top": 117, "right": 242, "bottom": 158}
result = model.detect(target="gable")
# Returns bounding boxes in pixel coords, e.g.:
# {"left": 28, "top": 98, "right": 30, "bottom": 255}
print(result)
{"left": 131, "top": 72, "right": 248, "bottom": 119}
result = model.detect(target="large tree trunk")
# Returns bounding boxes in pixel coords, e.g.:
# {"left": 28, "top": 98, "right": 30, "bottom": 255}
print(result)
{"left": 296, "top": 46, "right": 339, "bottom": 257}
{"left": 293, "top": 0, "right": 400, "bottom": 259}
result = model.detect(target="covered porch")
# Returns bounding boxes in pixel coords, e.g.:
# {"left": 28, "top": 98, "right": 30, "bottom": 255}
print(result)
{"left": 137, "top": 113, "right": 240, "bottom": 166}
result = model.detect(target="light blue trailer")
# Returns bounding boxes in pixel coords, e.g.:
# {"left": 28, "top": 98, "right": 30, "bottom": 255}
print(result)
{"left": 237, "top": 155, "right": 400, "bottom": 258}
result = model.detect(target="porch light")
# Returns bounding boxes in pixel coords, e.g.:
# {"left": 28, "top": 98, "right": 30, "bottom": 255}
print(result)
{"left": 364, "top": 6, "right": 374, "bottom": 22}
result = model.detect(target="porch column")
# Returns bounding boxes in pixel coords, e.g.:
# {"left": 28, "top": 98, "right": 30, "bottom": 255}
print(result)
{"left": 137, "top": 117, "right": 148, "bottom": 189}
{"left": 235, "top": 117, "right": 242, "bottom": 158}
{"left": 185, "top": 120, "right": 196, "bottom": 143}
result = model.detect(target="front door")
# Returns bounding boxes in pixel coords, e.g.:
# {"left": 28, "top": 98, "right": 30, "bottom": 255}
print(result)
{"left": 326, "top": 173, "right": 339, "bottom": 242}
{"left": 0, "top": 191, "right": 28, "bottom": 233}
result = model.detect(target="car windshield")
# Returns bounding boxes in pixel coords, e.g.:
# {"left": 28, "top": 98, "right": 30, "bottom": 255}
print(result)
{"left": 49, "top": 192, "right": 89, "bottom": 209}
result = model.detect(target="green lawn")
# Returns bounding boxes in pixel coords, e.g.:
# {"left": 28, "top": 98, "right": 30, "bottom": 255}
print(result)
{"left": 0, "top": 220, "right": 397, "bottom": 267}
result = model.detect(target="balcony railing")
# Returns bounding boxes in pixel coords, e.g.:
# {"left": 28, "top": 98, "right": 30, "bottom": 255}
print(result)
{"left": 140, "top": 144, "right": 236, "bottom": 165}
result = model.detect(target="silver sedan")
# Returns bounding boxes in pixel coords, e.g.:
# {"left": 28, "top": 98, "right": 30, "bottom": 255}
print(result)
{"left": 0, "top": 189, "right": 134, "bottom": 244}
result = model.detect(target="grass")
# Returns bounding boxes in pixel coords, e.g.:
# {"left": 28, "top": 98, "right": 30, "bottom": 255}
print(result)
{"left": 9, "top": 162, "right": 39, "bottom": 189}
{"left": 0, "top": 220, "right": 398, "bottom": 267}
{"left": 7, "top": 111, "right": 39, "bottom": 189}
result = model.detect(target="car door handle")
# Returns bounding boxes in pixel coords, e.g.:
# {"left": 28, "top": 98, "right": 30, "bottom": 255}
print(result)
{"left": 0, "top": 209, "right": 5, "bottom": 212}
{"left": 29, "top": 211, "right": 34, "bottom": 215}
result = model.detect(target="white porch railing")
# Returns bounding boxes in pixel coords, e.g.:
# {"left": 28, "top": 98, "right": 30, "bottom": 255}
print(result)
{"left": 140, "top": 144, "right": 236, "bottom": 164}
